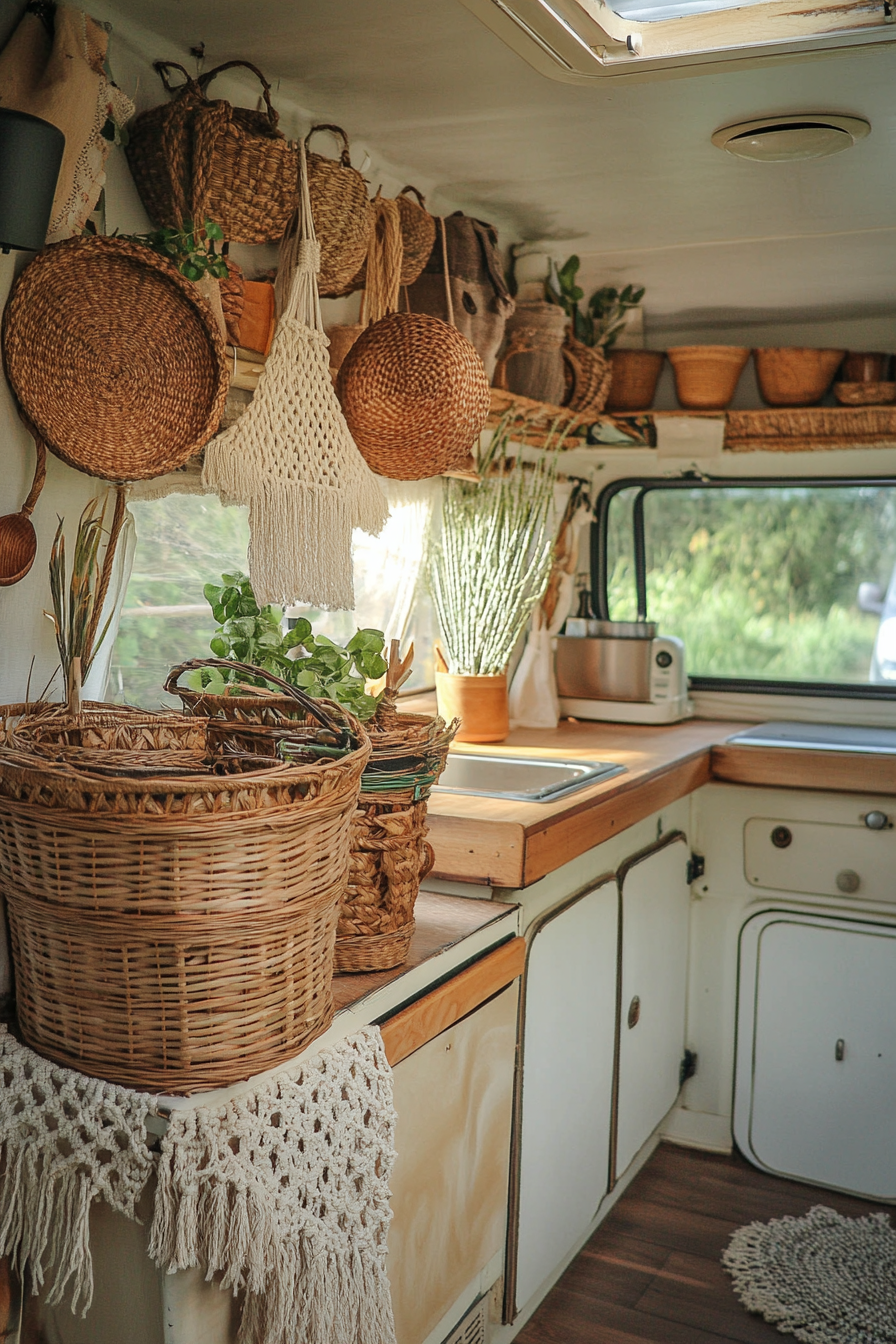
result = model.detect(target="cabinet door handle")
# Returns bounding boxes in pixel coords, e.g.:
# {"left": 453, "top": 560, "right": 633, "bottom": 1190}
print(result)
{"left": 627, "top": 995, "right": 641, "bottom": 1029}
{"left": 835, "top": 1038, "right": 845, "bottom": 1061}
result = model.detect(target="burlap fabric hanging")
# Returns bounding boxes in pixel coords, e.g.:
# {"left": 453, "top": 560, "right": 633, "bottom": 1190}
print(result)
{"left": 405, "top": 211, "right": 514, "bottom": 379}
{"left": 202, "top": 142, "right": 388, "bottom": 610}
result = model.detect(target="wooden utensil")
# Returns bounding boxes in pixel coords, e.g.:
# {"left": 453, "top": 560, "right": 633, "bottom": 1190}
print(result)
{"left": 0, "top": 436, "right": 46, "bottom": 586}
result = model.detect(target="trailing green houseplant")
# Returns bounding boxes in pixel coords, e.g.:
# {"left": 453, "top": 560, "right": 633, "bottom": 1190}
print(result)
{"left": 122, "top": 218, "right": 229, "bottom": 282}
{"left": 546, "top": 255, "right": 644, "bottom": 349}
{"left": 181, "top": 571, "right": 388, "bottom": 720}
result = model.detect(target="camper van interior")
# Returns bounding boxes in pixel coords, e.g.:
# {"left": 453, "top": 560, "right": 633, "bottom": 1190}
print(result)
{"left": 0, "top": 0, "right": 894, "bottom": 1341}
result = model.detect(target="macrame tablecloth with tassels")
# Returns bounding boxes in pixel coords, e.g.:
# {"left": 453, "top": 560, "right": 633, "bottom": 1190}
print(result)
{"left": 0, "top": 1025, "right": 397, "bottom": 1344}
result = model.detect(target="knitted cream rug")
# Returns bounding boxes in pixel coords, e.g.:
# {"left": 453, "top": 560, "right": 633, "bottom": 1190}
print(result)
{"left": 723, "top": 1204, "right": 896, "bottom": 1344}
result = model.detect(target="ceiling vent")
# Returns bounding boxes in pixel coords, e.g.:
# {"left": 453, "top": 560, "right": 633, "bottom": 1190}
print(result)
{"left": 712, "top": 114, "right": 871, "bottom": 162}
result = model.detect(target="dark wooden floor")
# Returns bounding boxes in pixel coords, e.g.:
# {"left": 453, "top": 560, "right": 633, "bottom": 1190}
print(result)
{"left": 515, "top": 1141, "right": 895, "bottom": 1343}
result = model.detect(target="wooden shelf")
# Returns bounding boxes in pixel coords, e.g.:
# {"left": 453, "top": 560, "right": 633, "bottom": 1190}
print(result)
{"left": 488, "top": 388, "right": 896, "bottom": 455}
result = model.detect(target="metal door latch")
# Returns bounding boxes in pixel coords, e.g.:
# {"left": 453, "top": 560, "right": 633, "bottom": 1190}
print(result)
{"left": 835, "top": 1038, "right": 845, "bottom": 1061}
{"left": 680, "top": 1049, "right": 698, "bottom": 1085}
{"left": 687, "top": 853, "right": 705, "bottom": 883}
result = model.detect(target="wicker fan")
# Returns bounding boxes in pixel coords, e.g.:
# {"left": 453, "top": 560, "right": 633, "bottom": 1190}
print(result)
{"left": 2, "top": 236, "right": 229, "bottom": 482}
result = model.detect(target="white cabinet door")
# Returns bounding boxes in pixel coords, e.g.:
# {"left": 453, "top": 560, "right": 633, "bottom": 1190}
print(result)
{"left": 513, "top": 878, "right": 617, "bottom": 1317}
{"left": 734, "top": 911, "right": 896, "bottom": 1200}
{"left": 614, "top": 834, "right": 690, "bottom": 1181}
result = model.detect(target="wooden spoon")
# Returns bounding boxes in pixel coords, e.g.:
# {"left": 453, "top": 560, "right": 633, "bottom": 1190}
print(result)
{"left": 0, "top": 437, "right": 46, "bottom": 586}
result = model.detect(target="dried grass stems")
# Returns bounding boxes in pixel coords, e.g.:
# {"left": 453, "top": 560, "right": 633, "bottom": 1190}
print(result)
{"left": 47, "top": 488, "right": 127, "bottom": 704}
{"left": 430, "top": 410, "right": 571, "bottom": 675}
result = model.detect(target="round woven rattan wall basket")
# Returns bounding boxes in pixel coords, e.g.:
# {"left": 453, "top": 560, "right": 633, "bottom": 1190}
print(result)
{"left": 336, "top": 311, "right": 490, "bottom": 479}
{"left": 2, "top": 236, "right": 229, "bottom": 482}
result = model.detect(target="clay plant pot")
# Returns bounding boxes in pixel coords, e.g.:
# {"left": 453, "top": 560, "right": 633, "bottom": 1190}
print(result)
{"left": 435, "top": 670, "right": 509, "bottom": 744}
{"left": 753, "top": 347, "right": 846, "bottom": 407}
{"left": 841, "top": 351, "right": 893, "bottom": 383}
{"left": 605, "top": 349, "right": 666, "bottom": 412}
{"left": 667, "top": 346, "right": 750, "bottom": 410}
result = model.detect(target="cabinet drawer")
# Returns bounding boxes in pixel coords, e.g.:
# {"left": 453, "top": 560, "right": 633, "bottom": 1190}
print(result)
{"left": 744, "top": 816, "right": 896, "bottom": 901}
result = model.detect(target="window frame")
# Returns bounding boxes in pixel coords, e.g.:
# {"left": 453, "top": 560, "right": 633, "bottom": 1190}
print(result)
{"left": 590, "top": 472, "right": 896, "bottom": 701}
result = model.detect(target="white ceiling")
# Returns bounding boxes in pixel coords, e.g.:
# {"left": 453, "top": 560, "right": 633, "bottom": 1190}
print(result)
{"left": 95, "top": 0, "right": 896, "bottom": 334}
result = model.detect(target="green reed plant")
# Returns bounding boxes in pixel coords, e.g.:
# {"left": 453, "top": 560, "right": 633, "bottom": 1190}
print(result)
{"left": 429, "top": 412, "right": 568, "bottom": 676}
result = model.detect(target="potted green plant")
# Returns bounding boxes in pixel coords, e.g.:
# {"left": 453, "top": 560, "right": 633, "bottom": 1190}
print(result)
{"left": 167, "top": 571, "right": 388, "bottom": 721}
{"left": 429, "top": 414, "right": 567, "bottom": 742}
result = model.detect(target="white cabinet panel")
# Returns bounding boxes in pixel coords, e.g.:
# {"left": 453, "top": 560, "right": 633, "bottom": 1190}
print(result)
{"left": 615, "top": 836, "right": 690, "bottom": 1180}
{"left": 735, "top": 911, "right": 896, "bottom": 1200}
{"left": 744, "top": 816, "right": 896, "bottom": 901}
{"left": 514, "top": 878, "right": 617, "bottom": 1315}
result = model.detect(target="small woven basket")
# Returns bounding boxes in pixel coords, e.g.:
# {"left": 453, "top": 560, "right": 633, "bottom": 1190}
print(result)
{"left": 306, "top": 124, "right": 375, "bottom": 298}
{"left": 605, "top": 349, "right": 665, "bottom": 412}
{"left": 2, "top": 235, "right": 229, "bottom": 482}
{"left": 337, "top": 311, "right": 491, "bottom": 479}
{"left": 561, "top": 332, "right": 612, "bottom": 415}
{"left": 668, "top": 345, "right": 750, "bottom": 411}
{"left": 338, "top": 694, "right": 457, "bottom": 972}
{"left": 0, "top": 691, "right": 369, "bottom": 1092}
{"left": 167, "top": 661, "right": 458, "bottom": 973}
{"left": 126, "top": 60, "right": 297, "bottom": 245}
{"left": 396, "top": 186, "right": 438, "bottom": 287}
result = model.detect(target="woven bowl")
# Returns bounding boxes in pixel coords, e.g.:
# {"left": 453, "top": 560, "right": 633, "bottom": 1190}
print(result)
{"left": 667, "top": 346, "right": 750, "bottom": 411}
{"left": 833, "top": 381, "right": 896, "bottom": 406}
{"left": 754, "top": 347, "right": 846, "bottom": 407}
{"left": 337, "top": 312, "right": 491, "bottom": 480}
{"left": 2, "top": 236, "right": 229, "bottom": 481}
{"left": 605, "top": 349, "right": 666, "bottom": 412}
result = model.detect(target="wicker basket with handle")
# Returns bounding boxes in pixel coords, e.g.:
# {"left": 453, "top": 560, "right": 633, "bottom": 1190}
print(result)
{"left": 167, "top": 648, "right": 458, "bottom": 973}
{"left": 305, "top": 124, "right": 375, "bottom": 298}
{"left": 0, "top": 687, "right": 369, "bottom": 1092}
{"left": 125, "top": 60, "right": 297, "bottom": 245}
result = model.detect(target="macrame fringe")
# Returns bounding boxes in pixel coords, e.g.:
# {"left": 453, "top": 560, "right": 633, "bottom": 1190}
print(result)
{"left": 203, "top": 142, "right": 388, "bottom": 611}
{"left": 0, "top": 1142, "right": 94, "bottom": 1313}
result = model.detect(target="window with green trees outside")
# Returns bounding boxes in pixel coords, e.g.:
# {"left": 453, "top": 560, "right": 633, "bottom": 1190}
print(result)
{"left": 602, "top": 481, "right": 896, "bottom": 688}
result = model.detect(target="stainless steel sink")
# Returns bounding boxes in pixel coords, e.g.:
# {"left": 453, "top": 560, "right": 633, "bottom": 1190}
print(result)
{"left": 433, "top": 754, "right": 625, "bottom": 802}
{"left": 727, "top": 721, "right": 896, "bottom": 755}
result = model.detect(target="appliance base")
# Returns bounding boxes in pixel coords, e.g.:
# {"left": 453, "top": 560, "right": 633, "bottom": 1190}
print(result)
{"left": 559, "top": 695, "right": 694, "bottom": 724}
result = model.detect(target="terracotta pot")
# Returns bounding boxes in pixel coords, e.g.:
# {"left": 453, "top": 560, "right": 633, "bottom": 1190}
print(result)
{"left": 667, "top": 346, "right": 750, "bottom": 410}
{"left": 605, "top": 349, "right": 665, "bottom": 412}
{"left": 841, "top": 351, "right": 893, "bottom": 383}
{"left": 754, "top": 347, "right": 846, "bottom": 407}
{"left": 435, "top": 670, "right": 509, "bottom": 744}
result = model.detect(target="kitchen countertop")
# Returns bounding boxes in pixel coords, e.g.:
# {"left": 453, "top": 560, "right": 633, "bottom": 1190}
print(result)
{"left": 396, "top": 702, "right": 896, "bottom": 888}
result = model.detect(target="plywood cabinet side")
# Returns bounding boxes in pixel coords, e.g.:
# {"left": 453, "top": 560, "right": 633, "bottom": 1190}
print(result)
{"left": 380, "top": 936, "right": 526, "bottom": 1066}
{"left": 388, "top": 984, "right": 519, "bottom": 1344}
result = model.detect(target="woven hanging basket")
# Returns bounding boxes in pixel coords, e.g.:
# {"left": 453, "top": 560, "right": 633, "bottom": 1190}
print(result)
{"left": 396, "top": 186, "right": 438, "bottom": 288}
{"left": 125, "top": 60, "right": 297, "bottom": 245}
{"left": 336, "top": 311, "right": 491, "bottom": 480}
{"left": 0, "top": 691, "right": 370, "bottom": 1092}
{"left": 306, "top": 124, "right": 375, "bottom": 298}
{"left": 338, "top": 185, "right": 437, "bottom": 296}
{"left": 2, "top": 236, "right": 229, "bottom": 482}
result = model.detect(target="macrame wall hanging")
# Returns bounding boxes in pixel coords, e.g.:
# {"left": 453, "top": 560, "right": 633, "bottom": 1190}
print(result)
{"left": 202, "top": 141, "right": 388, "bottom": 611}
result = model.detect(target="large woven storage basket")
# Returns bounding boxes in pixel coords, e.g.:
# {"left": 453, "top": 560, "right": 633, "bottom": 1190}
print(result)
{"left": 0, "top": 696, "right": 369, "bottom": 1093}
{"left": 125, "top": 60, "right": 297, "bottom": 245}
{"left": 167, "top": 662, "right": 458, "bottom": 972}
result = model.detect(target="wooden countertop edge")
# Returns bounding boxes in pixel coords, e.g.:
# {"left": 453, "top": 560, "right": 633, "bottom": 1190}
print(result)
{"left": 521, "top": 751, "right": 713, "bottom": 884}
{"left": 380, "top": 936, "right": 526, "bottom": 1066}
{"left": 711, "top": 744, "right": 896, "bottom": 795}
